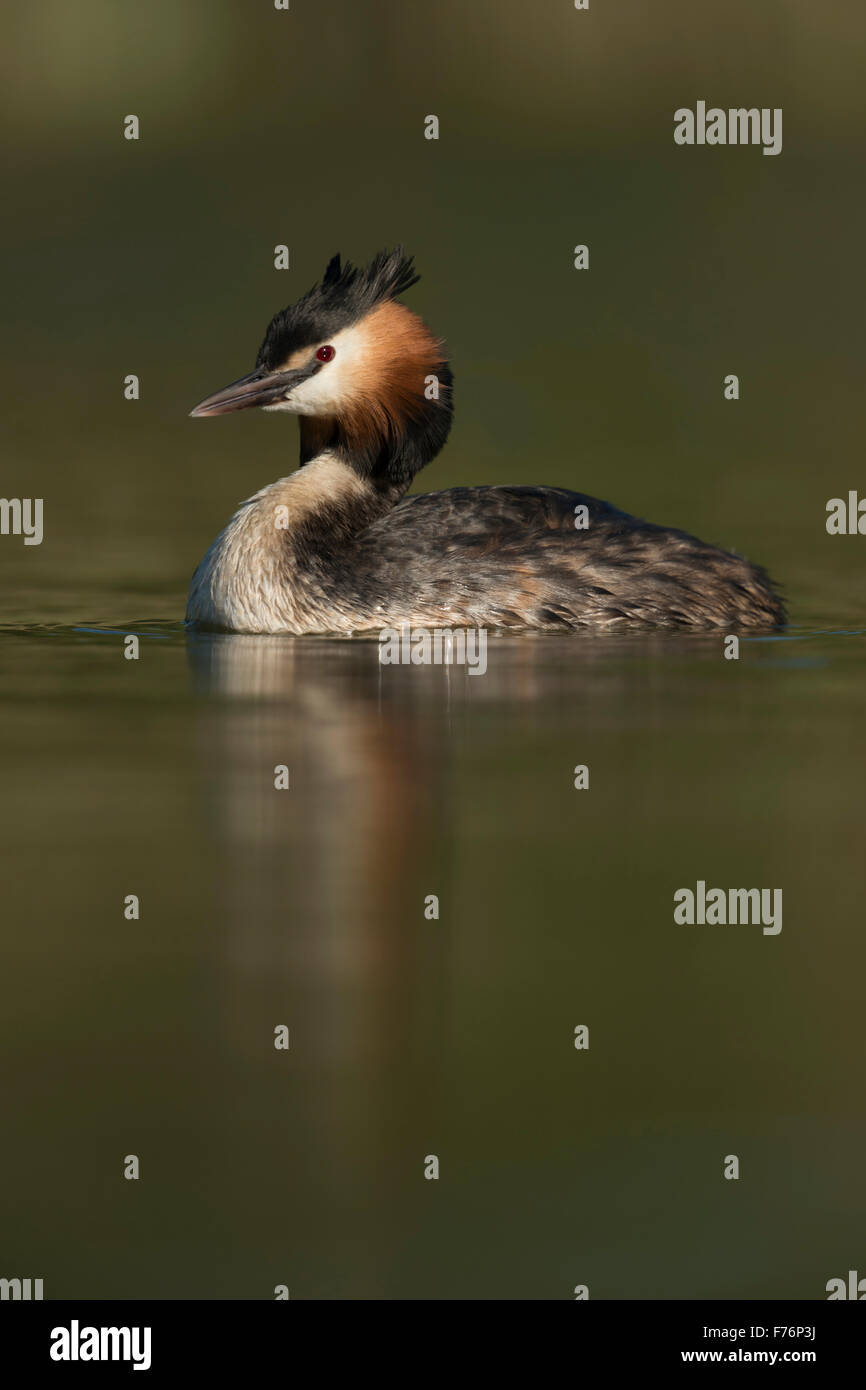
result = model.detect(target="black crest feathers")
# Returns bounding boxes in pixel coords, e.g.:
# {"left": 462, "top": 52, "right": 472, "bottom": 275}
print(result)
{"left": 256, "top": 247, "right": 421, "bottom": 369}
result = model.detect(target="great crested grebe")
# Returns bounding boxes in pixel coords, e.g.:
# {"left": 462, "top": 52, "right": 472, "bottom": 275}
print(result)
{"left": 187, "top": 248, "right": 784, "bottom": 634}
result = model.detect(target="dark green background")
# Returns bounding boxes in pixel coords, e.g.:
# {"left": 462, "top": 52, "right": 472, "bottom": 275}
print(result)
{"left": 1, "top": 1, "right": 864, "bottom": 1298}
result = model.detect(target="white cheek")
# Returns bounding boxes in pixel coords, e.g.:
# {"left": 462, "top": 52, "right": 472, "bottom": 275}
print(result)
{"left": 262, "top": 373, "right": 343, "bottom": 414}
{"left": 285, "top": 372, "right": 345, "bottom": 414}
{"left": 262, "top": 322, "right": 367, "bottom": 415}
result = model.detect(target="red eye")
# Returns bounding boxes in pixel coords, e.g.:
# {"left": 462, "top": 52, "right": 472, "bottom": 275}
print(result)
{"left": 316, "top": 345, "right": 335, "bottom": 362}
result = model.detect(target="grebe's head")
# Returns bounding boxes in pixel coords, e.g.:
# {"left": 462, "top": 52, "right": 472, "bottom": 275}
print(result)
{"left": 190, "top": 248, "right": 452, "bottom": 489}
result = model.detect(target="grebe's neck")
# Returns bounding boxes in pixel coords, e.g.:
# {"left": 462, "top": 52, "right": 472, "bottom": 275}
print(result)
{"left": 249, "top": 451, "right": 399, "bottom": 551}
{"left": 186, "top": 451, "right": 395, "bottom": 633}
{"left": 297, "top": 358, "right": 453, "bottom": 499}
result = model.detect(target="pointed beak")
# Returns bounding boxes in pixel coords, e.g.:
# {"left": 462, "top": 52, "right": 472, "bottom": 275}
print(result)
{"left": 189, "top": 364, "right": 315, "bottom": 418}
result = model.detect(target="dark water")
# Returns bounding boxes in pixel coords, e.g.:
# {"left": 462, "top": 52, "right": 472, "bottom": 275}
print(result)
{"left": 2, "top": 0, "right": 865, "bottom": 1300}
{"left": 2, "top": 615, "right": 864, "bottom": 1298}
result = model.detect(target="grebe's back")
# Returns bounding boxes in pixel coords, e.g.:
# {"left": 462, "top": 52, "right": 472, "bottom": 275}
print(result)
{"left": 356, "top": 484, "right": 783, "bottom": 632}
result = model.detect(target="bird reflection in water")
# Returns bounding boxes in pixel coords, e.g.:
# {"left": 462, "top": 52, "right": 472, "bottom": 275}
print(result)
{"left": 183, "top": 629, "right": 676, "bottom": 1292}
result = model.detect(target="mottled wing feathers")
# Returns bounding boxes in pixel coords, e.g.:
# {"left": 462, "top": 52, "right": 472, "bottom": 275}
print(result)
{"left": 353, "top": 486, "right": 784, "bottom": 631}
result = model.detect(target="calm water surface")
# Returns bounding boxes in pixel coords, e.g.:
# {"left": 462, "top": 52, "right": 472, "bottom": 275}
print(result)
{"left": 1, "top": 612, "right": 864, "bottom": 1298}
{"left": 3, "top": 0, "right": 865, "bottom": 1304}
